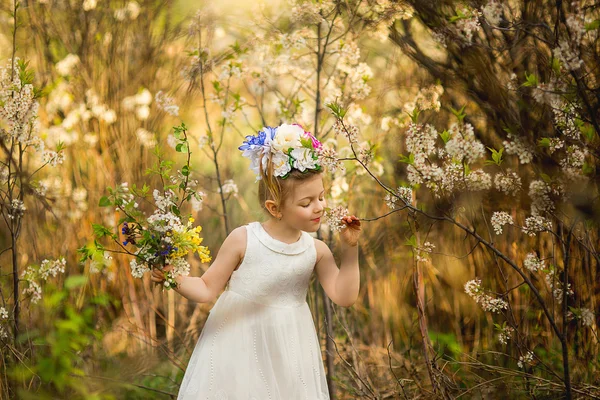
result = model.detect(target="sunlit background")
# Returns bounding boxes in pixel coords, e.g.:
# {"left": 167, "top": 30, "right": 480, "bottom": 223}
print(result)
{"left": 1, "top": 0, "right": 599, "bottom": 398}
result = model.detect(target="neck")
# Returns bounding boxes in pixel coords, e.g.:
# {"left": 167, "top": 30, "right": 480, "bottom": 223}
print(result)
{"left": 261, "top": 219, "right": 302, "bottom": 244}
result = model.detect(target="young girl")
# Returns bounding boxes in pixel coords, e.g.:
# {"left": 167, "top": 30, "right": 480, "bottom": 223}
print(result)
{"left": 152, "top": 123, "right": 361, "bottom": 400}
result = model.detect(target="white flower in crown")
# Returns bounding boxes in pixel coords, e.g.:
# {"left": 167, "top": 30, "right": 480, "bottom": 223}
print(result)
{"left": 271, "top": 123, "right": 303, "bottom": 152}
{"left": 291, "top": 147, "right": 318, "bottom": 171}
{"left": 271, "top": 150, "right": 293, "bottom": 177}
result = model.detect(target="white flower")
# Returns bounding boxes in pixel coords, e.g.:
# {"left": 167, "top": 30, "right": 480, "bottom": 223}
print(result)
{"left": 522, "top": 215, "right": 552, "bottom": 236}
{"left": 130, "top": 259, "right": 150, "bottom": 278}
{"left": 218, "top": 180, "right": 238, "bottom": 197}
{"left": 503, "top": 133, "right": 533, "bottom": 164}
{"left": 271, "top": 124, "right": 303, "bottom": 151}
{"left": 0, "top": 307, "right": 8, "bottom": 319}
{"left": 135, "top": 89, "right": 152, "bottom": 106}
{"left": 167, "top": 134, "right": 177, "bottom": 149}
{"left": 464, "top": 278, "right": 508, "bottom": 313}
{"left": 271, "top": 150, "right": 292, "bottom": 178}
{"left": 55, "top": 54, "right": 80, "bottom": 76}
{"left": 524, "top": 252, "right": 544, "bottom": 272}
{"left": 102, "top": 109, "right": 117, "bottom": 124}
{"left": 167, "top": 257, "right": 191, "bottom": 278}
{"left": 491, "top": 211, "right": 513, "bottom": 235}
{"left": 494, "top": 169, "right": 522, "bottom": 197}
{"left": 482, "top": 0, "right": 502, "bottom": 26}
{"left": 191, "top": 191, "right": 205, "bottom": 211}
{"left": 136, "top": 105, "right": 150, "bottom": 121}
{"left": 83, "top": 0, "right": 97, "bottom": 11}
{"left": 323, "top": 205, "right": 349, "bottom": 233}
{"left": 581, "top": 308, "right": 594, "bottom": 327}
{"left": 126, "top": 1, "right": 141, "bottom": 19}
{"left": 518, "top": 351, "right": 534, "bottom": 369}
{"left": 497, "top": 325, "right": 514, "bottom": 345}
{"left": 290, "top": 147, "right": 318, "bottom": 172}
{"left": 136, "top": 128, "right": 157, "bottom": 147}
{"left": 39, "top": 258, "right": 66, "bottom": 279}
{"left": 23, "top": 281, "right": 42, "bottom": 304}
{"left": 155, "top": 91, "right": 179, "bottom": 117}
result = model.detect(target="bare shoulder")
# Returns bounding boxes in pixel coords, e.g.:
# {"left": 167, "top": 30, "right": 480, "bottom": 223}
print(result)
{"left": 226, "top": 225, "right": 247, "bottom": 255}
{"left": 226, "top": 225, "right": 247, "bottom": 271}
{"left": 312, "top": 237, "right": 331, "bottom": 262}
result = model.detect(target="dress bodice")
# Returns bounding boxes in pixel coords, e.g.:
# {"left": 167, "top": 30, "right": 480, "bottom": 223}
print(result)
{"left": 226, "top": 222, "right": 317, "bottom": 308}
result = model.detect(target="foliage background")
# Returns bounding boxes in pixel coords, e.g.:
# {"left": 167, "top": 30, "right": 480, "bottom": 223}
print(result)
{"left": 0, "top": 0, "right": 599, "bottom": 398}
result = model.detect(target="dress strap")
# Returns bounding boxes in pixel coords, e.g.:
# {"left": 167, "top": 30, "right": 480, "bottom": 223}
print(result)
{"left": 248, "top": 222, "right": 313, "bottom": 255}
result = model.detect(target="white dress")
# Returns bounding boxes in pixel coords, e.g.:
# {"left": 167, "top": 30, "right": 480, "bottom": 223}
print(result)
{"left": 177, "top": 221, "right": 330, "bottom": 400}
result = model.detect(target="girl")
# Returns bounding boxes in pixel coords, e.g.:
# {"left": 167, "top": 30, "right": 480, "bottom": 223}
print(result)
{"left": 152, "top": 123, "right": 361, "bottom": 400}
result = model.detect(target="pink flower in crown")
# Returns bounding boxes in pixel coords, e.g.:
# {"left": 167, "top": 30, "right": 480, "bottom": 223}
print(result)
{"left": 292, "top": 123, "right": 322, "bottom": 150}
{"left": 306, "top": 132, "right": 322, "bottom": 150}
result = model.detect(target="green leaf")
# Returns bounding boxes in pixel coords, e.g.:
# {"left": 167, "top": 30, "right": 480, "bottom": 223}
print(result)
{"left": 326, "top": 102, "right": 346, "bottom": 119}
{"left": 91, "top": 223, "right": 114, "bottom": 239}
{"left": 404, "top": 234, "right": 417, "bottom": 247}
{"left": 581, "top": 125, "right": 595, "bottom": 141}
{"left": 439, "top": 130, "right": 451, "bottom": 144}
{"left": 585, "top": 19, "right": 600, "bottom": 31}
{"left": 540, "top": 173, "right": 552, "bottom": 183}
{"left": 398, "top": 153, "right": 414, "bottom": 165}
{"left": 537, "top": 137, "right": 551, "bottom": 147}
{"left": 65, "top": 275, "right": 88, "bottom": 290}
{"left": 522, "top": 72, "right": 538, "bottom": 87}
{"left": 182, "top": 165, "right": 190, "bottom": 176}
{"left": 98, "top": 196, "right": 111, "bottom": 207}
{"left": 449, "top": 105, "right": 466, "bottom": 122}
{"left": 485, "top": 146, "right": 504, "bottom": 166}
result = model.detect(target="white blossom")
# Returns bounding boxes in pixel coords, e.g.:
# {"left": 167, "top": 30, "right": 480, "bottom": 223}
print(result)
{"left": 135, "top": 128, "right": 157, "bottom": 147}
{"left": 130, "top": 259, "right": 150, "bottom": 279}
{"left": 491, "top": 211, "right": 513, "bottom": 235}
{"left": 155, "top": 91, "right": 179, "bottom": 117}
{"left": 55, "top": 54, "right": 80, "bottom": 76}
{"left": 38, "top": 258, "right": 66, "bottom": 280}
{"left": 497, "top": 325, "right": 514, "bottom": 345}
{"left": 518, "top": 351, "right": 534, "bottom": 369}
{"left": 581, "top": 308, "right": 594, "bottom": 327}
{"left": 482, "top": 0, "right": 502, "bottom": 26}
{"left": 218, "top": 179, "right": 238, "bottom": 197}
{"left": 503, "top": 133, "right": 533, "bottom": 164}
{"left": 524, "top": 252, "right": 544, "bottom": 272}
{"left": 324, "top": 205, "right": 349, "bottom": 234}
{"left": 464, "top": 278, "right": 508, "bottom": 313}
{"left": 522, "top": 215, "right": 552, "bottom": 236}
{"left": 494, "top": 169, "right": 522, "bottom": 197}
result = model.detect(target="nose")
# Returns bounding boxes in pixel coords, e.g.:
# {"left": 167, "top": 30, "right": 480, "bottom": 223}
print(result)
{"left": 315, "top": 199, "right": 325, "bottom": 214}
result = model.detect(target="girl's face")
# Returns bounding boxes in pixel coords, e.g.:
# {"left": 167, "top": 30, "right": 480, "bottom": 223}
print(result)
{"left": 280, "top": 174, "right": 326, "bottom": 232}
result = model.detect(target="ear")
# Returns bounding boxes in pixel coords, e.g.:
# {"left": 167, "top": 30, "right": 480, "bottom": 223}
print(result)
{"left": 264, "top": 199, "right": 281, "bottom": 218}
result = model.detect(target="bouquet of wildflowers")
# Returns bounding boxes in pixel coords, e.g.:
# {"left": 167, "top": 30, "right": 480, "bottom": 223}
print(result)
{"left": 79, "top": 123, "right": 211, "bottom": 290}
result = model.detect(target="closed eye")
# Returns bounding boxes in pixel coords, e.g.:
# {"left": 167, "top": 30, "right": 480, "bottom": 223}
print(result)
{"left": 301, "top": 197, "right": 324, "bottom": 208}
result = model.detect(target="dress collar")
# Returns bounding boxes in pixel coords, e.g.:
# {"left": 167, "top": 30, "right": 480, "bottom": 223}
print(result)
{"left": 249, "top": 222, "right": 312, "bottom": 255}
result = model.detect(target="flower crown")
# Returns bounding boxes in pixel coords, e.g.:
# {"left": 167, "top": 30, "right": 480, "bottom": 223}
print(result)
{"left": 238, "top": 123, "right": 323, "bottom": 181}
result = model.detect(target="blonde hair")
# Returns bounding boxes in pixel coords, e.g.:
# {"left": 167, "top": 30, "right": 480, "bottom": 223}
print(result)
{"left": 258, "top": 152, "right": 323, "bottom": 217}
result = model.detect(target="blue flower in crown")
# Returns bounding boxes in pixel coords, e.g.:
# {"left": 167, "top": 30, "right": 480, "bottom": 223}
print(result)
{"left": 239, "top": 123, "right": 322, "bottom": 181}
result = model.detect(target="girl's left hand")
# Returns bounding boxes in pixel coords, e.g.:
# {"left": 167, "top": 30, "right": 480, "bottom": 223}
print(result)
{"left": 340, "top": 215, "right": 361, "bottom": 247}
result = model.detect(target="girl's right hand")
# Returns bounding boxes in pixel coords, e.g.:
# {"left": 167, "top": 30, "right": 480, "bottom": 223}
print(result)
{"left": 151, "top": 265, "right": 173, "bottom": 285}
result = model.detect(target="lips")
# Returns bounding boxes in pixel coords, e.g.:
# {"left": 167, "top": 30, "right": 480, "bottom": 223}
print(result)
{"left": 311, "top": 217, "right": 321, "bottom": 222}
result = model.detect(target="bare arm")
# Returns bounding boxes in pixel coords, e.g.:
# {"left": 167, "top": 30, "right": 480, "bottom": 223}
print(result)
{"left": 153, "top": 226, "right": 246, "bottom": 303}
{"left": 314, "top": 238, "right": 360, "bottom": 307}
